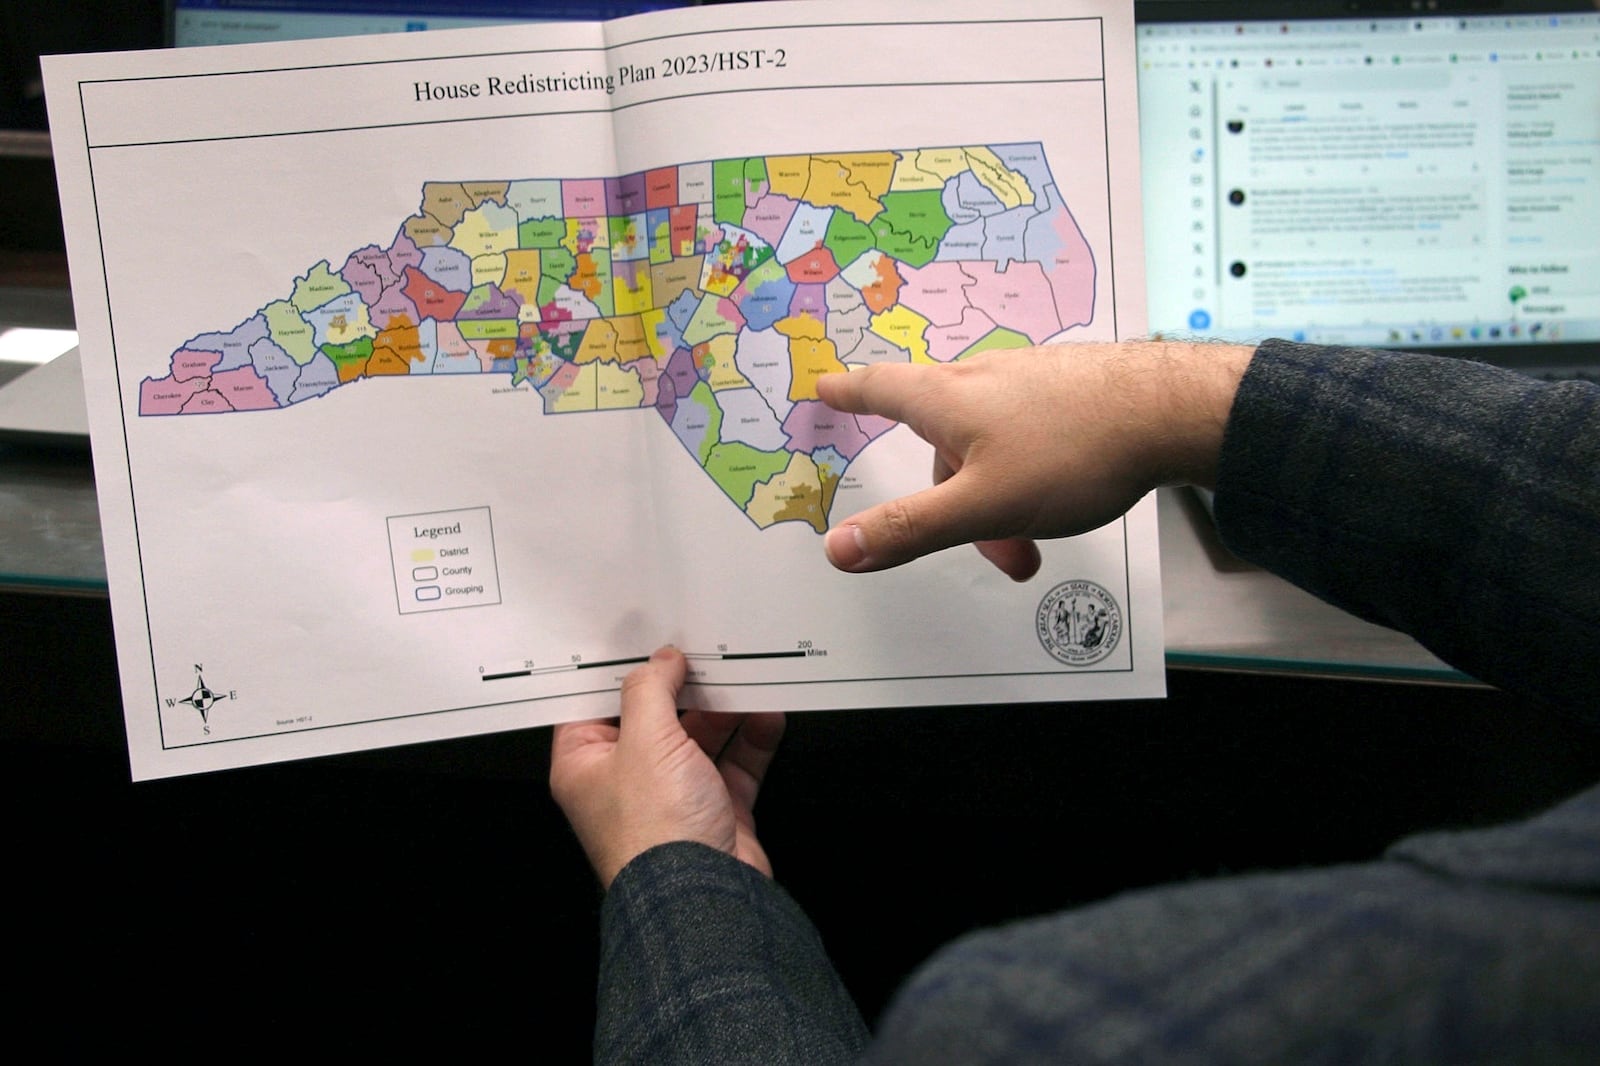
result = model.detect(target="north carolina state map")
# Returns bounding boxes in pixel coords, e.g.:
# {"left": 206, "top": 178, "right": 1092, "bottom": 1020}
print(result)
{"left": 140, "top": 144, "right": 1095, "bottom": 532}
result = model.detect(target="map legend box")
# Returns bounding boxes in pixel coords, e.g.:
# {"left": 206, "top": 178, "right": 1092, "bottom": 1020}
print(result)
{"left": 386, "top": 506, "right": 502, "bottom": 614}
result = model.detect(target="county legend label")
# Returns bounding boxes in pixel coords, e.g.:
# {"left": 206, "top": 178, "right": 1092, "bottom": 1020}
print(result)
{"left": 387, "top": 505, "right": 502, "bottom": 614}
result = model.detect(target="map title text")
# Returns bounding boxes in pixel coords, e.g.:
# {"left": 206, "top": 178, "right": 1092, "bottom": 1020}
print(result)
{"left": 413, "top": 47, "right": 789, "bottom": 104}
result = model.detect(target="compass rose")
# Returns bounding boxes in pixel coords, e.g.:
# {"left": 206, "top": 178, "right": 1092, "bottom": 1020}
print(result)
{"left": 176, "top": 668, "right": 232, "bottom": 724}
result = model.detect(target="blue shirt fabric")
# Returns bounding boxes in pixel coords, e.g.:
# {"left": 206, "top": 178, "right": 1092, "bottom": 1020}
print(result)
{"left": 594, "top": 340, "right": 1600, "bottom": 1063}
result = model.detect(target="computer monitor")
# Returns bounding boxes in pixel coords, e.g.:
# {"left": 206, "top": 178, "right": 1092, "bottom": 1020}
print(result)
{"left": 1136, "top": 0, "right": 1600, "bottom": 378}
{"left": 168, "top": 0, "right": 695, "bottom": 48}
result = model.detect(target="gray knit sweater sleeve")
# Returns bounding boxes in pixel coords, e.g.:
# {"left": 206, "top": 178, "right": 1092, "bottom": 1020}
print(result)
{"left": 1213, "top": 339, "right": 1600, "bottom": 714}
{"left": 595, "top": 841, "right": 869, "bottom": 1065}
{"left": 863, "top": 342, "right": 1600, "bottom": 1064}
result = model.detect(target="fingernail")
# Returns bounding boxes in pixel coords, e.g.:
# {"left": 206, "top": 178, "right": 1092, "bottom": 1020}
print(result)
{"left": 825, "top": 524, "right": 868, "bottom": 570}
{"left": 651, "top": 645, "right": 678, "bottom": 661}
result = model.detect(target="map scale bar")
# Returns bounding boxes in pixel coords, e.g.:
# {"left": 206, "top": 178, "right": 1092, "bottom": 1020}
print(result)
{"left": 482, "top": 650, "right": 807, "bottom": 682}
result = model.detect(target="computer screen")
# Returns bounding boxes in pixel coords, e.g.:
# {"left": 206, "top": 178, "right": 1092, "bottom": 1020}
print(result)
{"left": 169, "top": 0, "right": 694, "bottom": 47}
{"left": 1136, "top": 0, "right": 1600, "bottom": 376}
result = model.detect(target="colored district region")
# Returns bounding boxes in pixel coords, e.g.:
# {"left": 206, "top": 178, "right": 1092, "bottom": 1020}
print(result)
{"left": 139, "top": 144, "right": 1096, "bottom": 533}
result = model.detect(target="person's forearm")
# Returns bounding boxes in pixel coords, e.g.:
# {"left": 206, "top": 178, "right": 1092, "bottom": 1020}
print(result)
{"left": 1214, "top": 339, "right": 1600, "bottom": 711}
{"left": 815, "top": 339, "right": 1254, "bottom": 577}
{"left": 1122, "top": 340, "right": 1255, "bottom": 491}
{"left": 597, "top": 842, "right": 869, "bottom": 1065}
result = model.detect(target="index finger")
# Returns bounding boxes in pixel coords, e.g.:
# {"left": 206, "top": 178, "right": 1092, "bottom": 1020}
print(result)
{"left": 815, "top": 362, "right": 935, "bottom": 424}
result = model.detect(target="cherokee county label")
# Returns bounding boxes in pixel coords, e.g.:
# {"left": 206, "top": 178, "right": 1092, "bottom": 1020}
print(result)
{"left": 1036, "top": 579, "right": 1122, "bottom": 666}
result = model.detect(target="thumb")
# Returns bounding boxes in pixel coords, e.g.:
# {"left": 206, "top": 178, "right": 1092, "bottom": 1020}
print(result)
{"left": 824, "top": 471, "right": 1004, "bottom": 573}
{"left": 616, "top": 646, "right": 688, "bottom": 749}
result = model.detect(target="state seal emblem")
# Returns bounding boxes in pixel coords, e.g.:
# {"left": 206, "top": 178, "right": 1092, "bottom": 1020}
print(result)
{"left": 1036, "top": 580, "right": 1123, "bottom": 666}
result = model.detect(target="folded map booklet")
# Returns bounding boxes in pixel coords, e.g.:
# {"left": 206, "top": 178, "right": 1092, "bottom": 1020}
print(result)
{"left": 44, "top": 0, "right": 1162, "bottom": 779}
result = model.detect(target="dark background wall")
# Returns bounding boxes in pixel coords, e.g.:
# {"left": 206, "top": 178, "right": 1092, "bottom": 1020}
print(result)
{"left": 7, "top": 589, "right": 1599, "bottom": 1057}
{"left": 0, "top": 2, "right": 163, "bottom": 257}
{"left": 1, "top": 2, "right": 164, "bottom": 130}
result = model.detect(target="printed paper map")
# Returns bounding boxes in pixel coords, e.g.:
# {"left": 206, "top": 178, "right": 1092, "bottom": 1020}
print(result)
{"left": 44, "top": 0, "right": 1162, "bottom": 780}
{"left": 142, "top": 146, "right": 1093, "bottom": 533}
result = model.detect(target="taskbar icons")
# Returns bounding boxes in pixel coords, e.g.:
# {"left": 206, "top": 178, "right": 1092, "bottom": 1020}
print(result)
{"left": 1382, "top": 321, "right": 1564, "bottom": 345}
{"left": 1163, "top": 314, "right": 1579, "bottom": 348}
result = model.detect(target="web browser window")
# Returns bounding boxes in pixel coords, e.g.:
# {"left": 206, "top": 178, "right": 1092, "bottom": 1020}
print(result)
{"left": 1138, "top": 5, "right": 1600, "bottom": 372}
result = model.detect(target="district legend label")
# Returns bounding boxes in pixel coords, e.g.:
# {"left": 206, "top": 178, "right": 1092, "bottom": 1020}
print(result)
{"left": 386, "top": 505, "right": 502, "bottom": 614}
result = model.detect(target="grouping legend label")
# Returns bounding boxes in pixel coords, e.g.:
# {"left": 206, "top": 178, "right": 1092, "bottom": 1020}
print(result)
{"left": 386, "top": 506, "right": 502, "bottom": 614}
